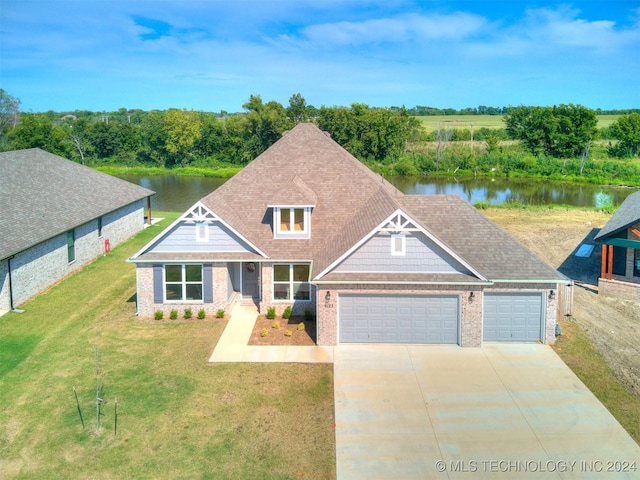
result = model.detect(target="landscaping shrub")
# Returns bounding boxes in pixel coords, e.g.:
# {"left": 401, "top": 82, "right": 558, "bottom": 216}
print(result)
{"left": 272, "top": 321, "right": 280, "bottom": 329}
{"left": 260, "top": 328, "right": 268, "bottom": 337}
{"left": 297, "top": 322, "right": 305, "bottom": 331}
{"left": 184, "top": 308, "right": 192, "bottom": 319}
{"left": 266, "top": 306, "right": 276, "bottom": 319}
{"left": 282, "top": 306, "right": 292, "bottom": 319}
{"left": 154, "top": 310, "right": 163, "bottom": 321}
{"left": 216, "top": 308, "right": 225, "bottom": 319}
{"left": 284, "top": 330, "right": 292, "bottom": 337}
{"left": 170, "top": 309, "right": 178, "bottom": 320}
{"left": 197, "top": 308, "right": 206, "bottom": 319}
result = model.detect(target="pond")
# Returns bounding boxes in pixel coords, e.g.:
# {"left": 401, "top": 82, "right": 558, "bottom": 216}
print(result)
{"left": 117, "top": 173, "right": 638, "bottom": 212}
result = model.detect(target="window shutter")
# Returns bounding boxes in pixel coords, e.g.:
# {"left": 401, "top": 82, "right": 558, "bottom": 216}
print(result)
{"left": 203, "top": 264, "right": 213, "bottom": 303}
{"left": 153, "top": 264, "right": 163, "bottom": 303}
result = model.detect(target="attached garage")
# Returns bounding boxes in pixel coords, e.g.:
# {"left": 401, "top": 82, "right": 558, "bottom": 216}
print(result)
{"left": 483, "top": 292, "right": 544, "bottom": 342}
{"left": 338, "top": 294, "right": 459, "bottom": 344}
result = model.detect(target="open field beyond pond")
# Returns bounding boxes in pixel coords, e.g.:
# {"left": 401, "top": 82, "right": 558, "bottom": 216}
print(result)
{"left": 1, "top": 207, "right": 639, "bottom": 479}
{"left": 417, "top": 114, "right": 622, "bottom": 131}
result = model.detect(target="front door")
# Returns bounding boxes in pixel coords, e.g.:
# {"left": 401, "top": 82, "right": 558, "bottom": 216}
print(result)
{"left": 242, "top": 262, "right": 260, "bottom": 299}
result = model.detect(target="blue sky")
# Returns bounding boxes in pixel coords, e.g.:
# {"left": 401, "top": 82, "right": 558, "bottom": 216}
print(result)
{"left": 1, "top": 0, "right": 639, "bottom": 112}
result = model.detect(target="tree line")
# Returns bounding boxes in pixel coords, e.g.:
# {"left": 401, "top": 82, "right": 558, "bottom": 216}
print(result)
{"left": 1, "top": 89, "right": 639, "bottom": 180}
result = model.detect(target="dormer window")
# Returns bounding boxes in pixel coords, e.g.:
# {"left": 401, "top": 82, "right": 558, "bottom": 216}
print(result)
{"left": 273, "top": 207, "right": 311, "bottom": 238}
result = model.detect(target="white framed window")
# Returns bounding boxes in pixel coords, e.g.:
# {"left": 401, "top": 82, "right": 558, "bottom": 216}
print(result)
{"left": 195, "top": 222, "right": 208, "bottom": 242}
{"left": 165, "top": 264, "right": 203, "bottom": 301}
{"left": 275, "top": 207, "right": 310, "bottom": 237}
{"left": 273, "top": 264, "right": 311, "bottom": 301}
{"left": 391, "top": 234, "right": 406, "bottom": 256}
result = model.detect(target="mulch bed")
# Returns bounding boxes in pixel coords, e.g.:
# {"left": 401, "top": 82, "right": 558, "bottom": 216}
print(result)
{"left": 248, "top": 315, "right": 317, "bottom": 346}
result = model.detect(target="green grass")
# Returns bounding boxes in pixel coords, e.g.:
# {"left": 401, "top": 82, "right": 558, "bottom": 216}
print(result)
{"left": 95, "top": 165, "right": 242, "bottom": 178}
{"left": 553, "top": 319, "right": 640, "bottom": 444}
{"left": 416, "top": 114, "right": 622, "bottom": 131}
{"left": 0, "top": 212, "right": 335, "bottom": 479}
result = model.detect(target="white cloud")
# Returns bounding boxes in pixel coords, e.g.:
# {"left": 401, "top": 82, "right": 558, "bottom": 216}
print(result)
{"left": 296, "top": 12, "right": 486, "bottom": 47}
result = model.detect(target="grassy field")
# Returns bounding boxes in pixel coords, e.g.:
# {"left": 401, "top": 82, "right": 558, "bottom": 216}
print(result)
{"left": 553, "top": 319, "right": 640, "bottom": 443}
{"left": 0, "top": 212, "right": 335, "bottom": 479}
{"left": 416, "top": 114, "right": 622, "bottom": 131}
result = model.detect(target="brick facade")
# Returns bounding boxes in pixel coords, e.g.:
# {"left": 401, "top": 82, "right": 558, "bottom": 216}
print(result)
{"left": 316, "top": 283, "right": 560, "bottom": 347}
{"left": 0, "top": 201, "right": 146, "bottom": 311}
{"left": 598, "top": 277, "right": 640, "bottom": 302}
{"left": 136, "top": 262, "right": 237, "bottom": 318}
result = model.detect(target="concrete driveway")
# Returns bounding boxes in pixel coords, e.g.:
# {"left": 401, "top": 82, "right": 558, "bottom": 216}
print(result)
{"left": 334, "top": 344, "right": 640, "bottom": 479}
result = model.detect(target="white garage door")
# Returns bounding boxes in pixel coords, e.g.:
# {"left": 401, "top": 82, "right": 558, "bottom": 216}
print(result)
{"left": 339, "top": 294, "right": 459, "bottom": 344}
{"left": 483, "top": 292, "right": 544, "bottom": 342}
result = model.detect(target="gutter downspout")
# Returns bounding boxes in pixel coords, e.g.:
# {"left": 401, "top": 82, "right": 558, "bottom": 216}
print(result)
{"left": 7, "top": 255, "right": 15, "bottom": 311}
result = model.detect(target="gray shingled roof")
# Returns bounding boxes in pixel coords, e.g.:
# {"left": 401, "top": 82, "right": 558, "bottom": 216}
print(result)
{"left": 595, "top": 190, "right": 640, "bottom": 240}
{"left": 134, "top": 123, "right": 566, "bottom": 283}
{"left": 0, "top": 148, "right": 155, "bottom": 260}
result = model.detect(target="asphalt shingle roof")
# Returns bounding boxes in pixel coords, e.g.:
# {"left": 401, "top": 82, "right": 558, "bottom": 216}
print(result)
{"left": 595, "top": 190, "right": 640, "bottom": 240}
{"left": 135, "top": 123, "right": 565, "bottom": 283}
{"left": 0, "top": 148, "right": 155, "bottom": 260}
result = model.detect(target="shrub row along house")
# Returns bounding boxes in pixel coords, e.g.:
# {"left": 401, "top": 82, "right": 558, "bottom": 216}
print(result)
{"left": 130, "top": 123, "right": 570, "bottom": 346}
{"left": 0, "top": 149, "right": 154, "bottom": 314}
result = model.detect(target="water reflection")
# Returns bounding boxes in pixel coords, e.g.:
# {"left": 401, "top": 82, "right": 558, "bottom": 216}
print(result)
{"left": 118, "top": 173, "right": 637, "bottom": 212}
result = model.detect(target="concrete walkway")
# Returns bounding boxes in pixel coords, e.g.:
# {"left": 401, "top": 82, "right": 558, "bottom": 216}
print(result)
{"left": 334, "top": 344, "right": 640, "bottom": 480}
{"left": 207, "top": 304, "right": 333, "bottom": 363}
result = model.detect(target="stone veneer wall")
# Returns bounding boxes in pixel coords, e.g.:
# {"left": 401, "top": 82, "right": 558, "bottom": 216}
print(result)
{"left": 1, "top": 201, "right": 146, "bottom": 310}
{"left": 316, "top": 283, "right": 560, "bottom": 347}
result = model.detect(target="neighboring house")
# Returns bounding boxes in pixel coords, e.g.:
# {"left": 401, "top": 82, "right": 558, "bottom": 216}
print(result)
{"left": 0, "top": 148, "right": 155, "bottom": 313}
{"left": 595, "top": 190, "right": 640, "bottom": 299}
{"left": 129, "top": 123, "right": 569, "bottom": 346}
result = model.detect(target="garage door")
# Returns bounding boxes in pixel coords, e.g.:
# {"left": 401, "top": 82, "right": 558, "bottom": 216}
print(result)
{"left": 483, "top": 293, "right": 544, "bottom": 342}
{"left": 339, "top": 294, "right": 459, "bottom": 344}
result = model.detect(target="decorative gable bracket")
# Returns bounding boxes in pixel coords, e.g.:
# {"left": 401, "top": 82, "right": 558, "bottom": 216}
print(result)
{"left": 379, "top": 212, "right": 420, "bottom": 233}
{"left": 183, "top": 202, "right": 218, "bottom": 223}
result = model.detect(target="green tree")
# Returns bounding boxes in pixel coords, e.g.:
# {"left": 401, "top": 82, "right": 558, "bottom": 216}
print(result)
{"left": 163, "top": 108, "right": 203, "bottom": 166}
{"left": 318, "top": 103, "right": 421, "bottom": 161}
{"left": 138, "top": 111, "right": 167, "bottom": 166}
{"left": 286, "top": 93, "right": 309, "bottom": 124}
{"left": 0, "top": 89, "right": 20, "bottom": 141}
{"left": 8, "top": 113, "right": 69, "bottom": 156}
{"left": 504, "top": 104, "right": 597, "bottom": 158}
{"left": 243, "top": 95, "right": 292, "bottom": 158}
{"left": 610, "top": 112, "right": 640, "bottom": 157}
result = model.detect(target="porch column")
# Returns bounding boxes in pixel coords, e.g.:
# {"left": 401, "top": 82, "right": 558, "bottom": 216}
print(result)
{"left": 601, "top": 244, "right": 607, "bottom": 279}
{"left": 608, "top": 245, "right": 614, "bottom": 280}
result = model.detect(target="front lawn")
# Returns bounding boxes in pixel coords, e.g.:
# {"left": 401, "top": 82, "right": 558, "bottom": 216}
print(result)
{"left": 0, "top": 212, "right": 335, "bottom": 479}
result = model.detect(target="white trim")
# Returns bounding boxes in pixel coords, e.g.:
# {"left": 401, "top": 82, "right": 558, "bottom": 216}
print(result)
{"left": 128, "top": 201, "right": 268, "bottom": 261}
{"left": 274, "top": 206, "right": 310, "bottom": 238}
{"left": 315, "top": 208, "right": 487, "bottom": 281}
{"left": 163, "top": 263, "right": 204, "bottom": 302}
{"left": 272, "top": 263, "right": 312, "bottom": 302}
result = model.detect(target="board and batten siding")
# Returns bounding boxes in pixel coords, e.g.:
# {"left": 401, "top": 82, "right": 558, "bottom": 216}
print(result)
{"left": 152, "top": 222, "right": 257, "bottom": 253}
{"left": 333, "top": 232, "right": 471, "bottom": 274}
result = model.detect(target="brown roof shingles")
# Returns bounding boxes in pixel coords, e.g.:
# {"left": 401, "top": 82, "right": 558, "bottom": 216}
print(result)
{"left": 141, "top": 123, "right": 566, "bottom": 283}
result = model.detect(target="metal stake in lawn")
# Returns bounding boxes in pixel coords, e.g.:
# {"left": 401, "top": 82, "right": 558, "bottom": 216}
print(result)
{"left": 94, "top": 347, "right": 104, "bottom": 433}
{"left": 73, "top": 386, "right": 84, "bottom": 429}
